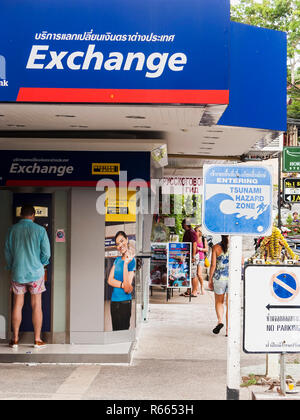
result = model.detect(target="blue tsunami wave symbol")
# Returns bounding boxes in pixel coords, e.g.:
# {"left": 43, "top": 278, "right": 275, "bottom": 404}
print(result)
{"left": 204, "top": 193, "right": 270, "bottom": 233}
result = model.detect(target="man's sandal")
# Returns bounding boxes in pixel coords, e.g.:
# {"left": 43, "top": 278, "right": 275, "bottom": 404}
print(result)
{"left": 9, "top": 339, "right": 19, "bottom": 349}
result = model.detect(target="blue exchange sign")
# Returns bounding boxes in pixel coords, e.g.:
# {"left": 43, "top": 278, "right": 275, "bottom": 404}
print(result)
{"left": 203, "top": 165, "right": 273, "bottom": 235}
{"left": 0, "top": 0, "right": 230, "bottom": 104}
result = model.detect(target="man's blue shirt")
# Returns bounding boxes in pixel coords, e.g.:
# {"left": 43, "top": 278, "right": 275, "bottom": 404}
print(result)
{"left": 5, "top": 219, "right": 51, "bottom": 284}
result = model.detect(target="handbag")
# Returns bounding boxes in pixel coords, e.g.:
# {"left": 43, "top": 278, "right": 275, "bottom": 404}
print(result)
{"left": 203, "top": 235, "right": 210, "bottom": 267}
{"left": 204, "top": 256, "right": 210, "bottom": 268}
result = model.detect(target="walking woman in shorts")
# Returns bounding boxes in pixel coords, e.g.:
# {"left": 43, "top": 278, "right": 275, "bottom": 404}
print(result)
{"left": 108, "top": 231, "right": 136, "bottom": 331}
{"left": 208, "top": 235, "right": 229, "bottom": 336}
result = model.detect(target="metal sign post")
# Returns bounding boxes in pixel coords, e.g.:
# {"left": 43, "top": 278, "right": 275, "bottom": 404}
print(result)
{"left": 203, "top": 164, "right": 273, "bottom": 401}
{"left": 227, "top": 235, "right": 242, "bottom": 400}
{"left": 280, "top": 353, "right": 286, "bottom": 396}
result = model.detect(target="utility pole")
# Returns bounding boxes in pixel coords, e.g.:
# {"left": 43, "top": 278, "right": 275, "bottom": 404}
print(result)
{"left": 227, "top": 235, "right": 242, "bottom": 400}
{"left": 278, "top": 152, "right": 282, "bottom": 230}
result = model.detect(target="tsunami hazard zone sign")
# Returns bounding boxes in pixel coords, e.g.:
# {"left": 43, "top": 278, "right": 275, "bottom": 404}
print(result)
{"left": 203, "top": 164, "right": 273, "bottom": 236}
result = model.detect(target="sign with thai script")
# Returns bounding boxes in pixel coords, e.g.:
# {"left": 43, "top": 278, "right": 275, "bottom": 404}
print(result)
{"left": 162, "top": 177, "right": 203, "bottom": 195}
{"left": 0, "top": 150, "right": 150, "bottom": 187}
{"left": 203, "top": 164, "right": 273, "bottom": 235}
{"left": 0, "top": 0, "right": 230, "bottom": 104}
{"left": 283, "top": 178, "right": 300, "bottom": 203}
{"left": 283, "top": 147, "right": 300, "bottom": 173}
{"left": 244, "top": 265, "right": 300, "bottom": 353}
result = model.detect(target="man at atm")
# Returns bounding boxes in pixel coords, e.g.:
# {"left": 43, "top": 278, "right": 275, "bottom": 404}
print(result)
{"left": 4, "top": 204, "right": 51, "bottom": 349}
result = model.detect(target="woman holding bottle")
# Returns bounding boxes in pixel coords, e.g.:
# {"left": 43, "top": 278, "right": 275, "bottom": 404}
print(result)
{"left": 195, "top": 226, "right": 208, "bottom": 295}
{"left": 108, "top": 231, "right": 136, "bottom": 331}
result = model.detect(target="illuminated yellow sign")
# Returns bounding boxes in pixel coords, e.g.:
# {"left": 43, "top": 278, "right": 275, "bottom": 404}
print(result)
{"left": 92, "top": 163, "right": 120, "bottom": 175}
{"left": 16, "top": 206, "right": 48, "bottom": 218}
{"left": 105, "top": 189, "right": 136, "bottom": 222}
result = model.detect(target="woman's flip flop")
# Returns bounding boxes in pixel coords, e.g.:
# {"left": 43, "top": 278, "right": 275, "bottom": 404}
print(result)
{"left": 213, "top": 323, "right": 224, "bottom": 334}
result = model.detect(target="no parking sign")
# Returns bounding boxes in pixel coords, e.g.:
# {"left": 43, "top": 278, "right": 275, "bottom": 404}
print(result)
{"left": 244, "top": 265, "right": 300, "bottom": 353}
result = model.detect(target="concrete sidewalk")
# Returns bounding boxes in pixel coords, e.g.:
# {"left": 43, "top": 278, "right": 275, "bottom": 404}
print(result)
{"left": 0, "top": 285, "right": 273, "bottom": 400}
{"left": 134, "top": 287, "right": 266, "bottom": 400}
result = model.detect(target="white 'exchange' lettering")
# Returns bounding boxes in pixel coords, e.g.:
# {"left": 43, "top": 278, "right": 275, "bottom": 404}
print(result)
{"left": 10, "top": 162, "right": 74, "bottom": 177}
{"left": 26, "top": 44, "right": 187, "bottom": 78}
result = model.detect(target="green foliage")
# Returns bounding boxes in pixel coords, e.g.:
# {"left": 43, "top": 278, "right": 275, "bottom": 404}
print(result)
{"left": 175, "top": 214, "right": 185, "bottom": 241}
{"left": 288, "top": 78, "right": 300, "bottom": 119}
{"left": 283, "top": 213, "right": 300, "bottom": 235}
{"left": 161, "top": 194, "right": 202, "bottom": 240}
{"left": 240, "top": 373, "right": 258, "bottom": 387}
{"left": 231, "top": 1, "right": 300, "bottom": 53}
{"left": 286, "top": 213, "right": 294, "bottom": 224}
{"left": 288, "top": 94, "right": 300, "bottom": 119}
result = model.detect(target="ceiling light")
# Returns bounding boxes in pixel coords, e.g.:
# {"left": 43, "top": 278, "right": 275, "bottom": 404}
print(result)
{"left": 55, "top": 114, "right": 76, "bottom": 118}
{"left": 70, "top": 125, "right": 89, "bottom": 128}
{"left": 133, "top": 125, "right": 151, "bottom": 129}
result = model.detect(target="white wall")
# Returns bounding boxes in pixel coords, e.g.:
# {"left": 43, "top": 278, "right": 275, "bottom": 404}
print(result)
{"left": 70, "top": 189, "right": 105, "bottom": 344}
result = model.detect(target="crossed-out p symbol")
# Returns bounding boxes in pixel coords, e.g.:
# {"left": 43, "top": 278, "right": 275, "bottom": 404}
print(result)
{"left": 271, "top": 271, "right": 299, "bottom": 302}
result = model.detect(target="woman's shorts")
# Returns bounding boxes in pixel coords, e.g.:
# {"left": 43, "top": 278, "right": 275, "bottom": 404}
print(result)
{"left": 191, "top": 254, "right": 199, "bottom": 278}
{"left": 11, "top": 276, "right": 46, "bottom": 295}
{"left": 213, "top": 279, "right": 228, "bottom": 295}
{"left": 197, "top": 259, "right": 205, "bottom": 267}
